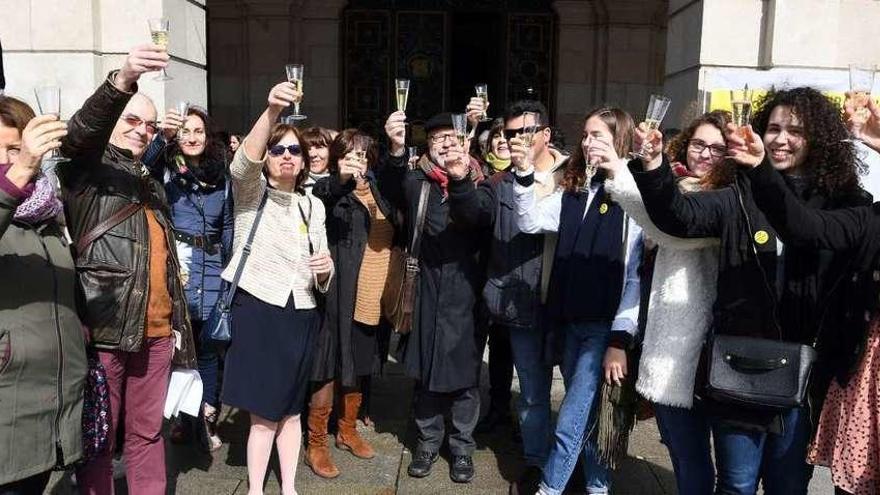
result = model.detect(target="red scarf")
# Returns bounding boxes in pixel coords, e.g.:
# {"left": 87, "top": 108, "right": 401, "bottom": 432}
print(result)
{"left": 418, "top": 155, "right": 484, "bottom": 197}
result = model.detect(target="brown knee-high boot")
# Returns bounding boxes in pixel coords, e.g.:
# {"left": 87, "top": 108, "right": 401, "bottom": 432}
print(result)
{"left": 336, "top": 392, "right": 375, "bottom": 459}
{"left": 304, "top": 405, "right": 340, "bottom": 478}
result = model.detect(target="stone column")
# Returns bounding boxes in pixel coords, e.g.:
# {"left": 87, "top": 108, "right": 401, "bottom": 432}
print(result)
{"left": 1, "top": 0, "right": 207, "bottom": 118}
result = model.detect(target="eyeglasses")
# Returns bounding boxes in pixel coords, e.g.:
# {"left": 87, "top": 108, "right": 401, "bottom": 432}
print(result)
{"left": 120, "top": 114, "right": 159, "bottom": 134}
{"left": 429, "top": 133, "right": 458, "bottom": 144}
{"left": 688, "top": 139, "right": 727, "bottom": 158}
{"left": 502, "top": 126, "right": 547, "bottom": 141}
{"left": 268, "top": 144, "right": 303, "bottom": 157}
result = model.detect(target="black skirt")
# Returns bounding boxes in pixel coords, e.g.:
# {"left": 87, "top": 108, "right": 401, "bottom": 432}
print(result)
{"left": 221, "top": 289, "right": 319, "bottom": 421}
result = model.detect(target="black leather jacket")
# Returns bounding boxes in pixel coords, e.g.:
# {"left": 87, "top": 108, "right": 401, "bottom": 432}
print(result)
{"left": 58, "top": 73, "right": 195, "bottom": 367}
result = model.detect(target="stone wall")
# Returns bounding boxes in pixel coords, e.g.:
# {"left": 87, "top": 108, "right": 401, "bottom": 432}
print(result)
{"left": 2, "top": 0, "right": 207, "bottom": 119}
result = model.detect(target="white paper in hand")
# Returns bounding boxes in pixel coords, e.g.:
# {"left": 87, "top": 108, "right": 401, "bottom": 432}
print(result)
{"left": 164, "top": 369, "right": 203, "bottom": 419}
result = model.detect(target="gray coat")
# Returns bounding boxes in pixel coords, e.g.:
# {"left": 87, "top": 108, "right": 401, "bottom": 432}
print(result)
{"left": 0, "top": 188, "right": 87, "bottom": 483}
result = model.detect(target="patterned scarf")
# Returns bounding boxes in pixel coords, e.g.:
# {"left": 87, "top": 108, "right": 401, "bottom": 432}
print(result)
{"left": 418, "top": 154, "right": 484, "bottom": 197}
{"left": 15, "top": 175, "right": 63, "bottom": 225}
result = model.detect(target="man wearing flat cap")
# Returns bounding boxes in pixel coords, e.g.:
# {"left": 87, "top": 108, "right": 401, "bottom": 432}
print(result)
{"left": 382, "top": 109, "right": 494, "bottom": 484}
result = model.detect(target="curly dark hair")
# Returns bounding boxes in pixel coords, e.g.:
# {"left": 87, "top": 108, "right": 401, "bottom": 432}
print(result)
{"left": 328, "top": 128, "right": 378, "bottom": 173}
{"left": 562, "top": 106, "right": 634, "bottom": 192}
{"left": 165, "top": 106, "right": 229, "bottom": 186}
{"left": 751, "top": 87, "right": 862, "bottom": 199}
{"left": 665, "top": 110, "right": 735, "bottom": 190}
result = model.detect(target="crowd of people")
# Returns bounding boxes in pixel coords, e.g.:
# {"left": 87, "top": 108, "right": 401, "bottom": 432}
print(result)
{"left": 2, "top": 42, "right": 880, "bottom": 495}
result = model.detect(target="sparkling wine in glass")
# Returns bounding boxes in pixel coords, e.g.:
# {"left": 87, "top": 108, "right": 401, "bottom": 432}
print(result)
{"left": 353, "top": 149, "right": 367, "bottom": 180}
{"left": 285, "top": 64, "right": 307, "bottom": 121}
{"left": 521, "top": 111, "right": 540, "bottom": 147}
{"left": 634, "top": 94, "right": 671, "bottom": 158}
{"left": 148, "top": 18, "right": 172, "bottom": 81}
{"left": 395, "top": 79, "right": 410, "bottom": 113}
{"left": 408, "top": 146, "right": 419, "bottom": 161}
{"left": 34, "top": 85, "right": 62, "bottom": 158}
{"left": 475, "top": 83, "right": 490, "bottom": 122}
{"left": 849, "top": 64, "right": 876, "bottom": 127}
{"left": 452, "top": 113, "right": 468, "bottom": 149}
{"left": 730, "top": 85, "right": 754, "bottom": 138}
{"left": 175, "top": 101, "right": 189, "bottom": 140}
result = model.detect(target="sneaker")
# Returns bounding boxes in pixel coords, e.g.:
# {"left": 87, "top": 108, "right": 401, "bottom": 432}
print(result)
{"left": 509, "top": 466, "right": 542, "bottom": 495}
{"left": 450, "top": 455, "right": 475, "bottom": 483}
{"left": 407, "top": 450, "right": 439, "bottom": 478}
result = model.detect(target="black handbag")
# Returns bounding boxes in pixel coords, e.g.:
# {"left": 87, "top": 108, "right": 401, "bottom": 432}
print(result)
{"left": 202, "top": 192, "right": 268, "bottom": 343}
{"left": 704, "top": 180, "right": 817, "bottom": 411}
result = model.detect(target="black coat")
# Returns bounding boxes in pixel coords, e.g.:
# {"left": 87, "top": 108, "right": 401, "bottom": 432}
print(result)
{"left": 310, "top": 172, "right": 397, "bottom": 387}
{"left": 633, "top": 157, "right": 870, "bottom": 429}
{"left": 748, "top": 160, "right": 880, "bottom": 386}
{"left": 383, "top": 155, "right": 496, "bottom": 392}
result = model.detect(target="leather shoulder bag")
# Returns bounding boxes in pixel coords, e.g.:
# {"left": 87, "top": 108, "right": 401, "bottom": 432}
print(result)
{"left": 382, "top": 181, "right": 431, "bottom": 334}
{"left": 203, "top": 191, "right": 269, "bottom": 343}
{"left": 704, "top": 180, "right": 817, "bottom": 411}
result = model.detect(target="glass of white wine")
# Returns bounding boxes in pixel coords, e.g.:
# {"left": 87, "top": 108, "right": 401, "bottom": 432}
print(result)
{"left": 175, "top": 101, "right": 189, "bottom": 140}
{"left": 849, "top": 64, "right": 876, "bottom": 127}
{"left": 148, "top": 18, "right": 172, "bottom": 81}
{"left": 633, "top": 94, "right": 671, "bottom": 158}
{"left": 730, "top": 85, "right": 754, "bottom": 138}
{"left": 285, "top": 64, "right": 307, "bottom": 121}
{"left": 395, "top": 79, "right": 410, "bottom": 113}
{"left": 353, "top": 149, "right": 367, "bottom": 180}
{"left": 452, "top": 113, "right": 468, "bottom": 149}
{"left": 34, "top": 85, "right": 62, "bottom": 158}
{"left": 475, "top": 83, "right": 490, "bottom": 122}
{"left": 520, "top": 111, "right": 540, "bottom": 147}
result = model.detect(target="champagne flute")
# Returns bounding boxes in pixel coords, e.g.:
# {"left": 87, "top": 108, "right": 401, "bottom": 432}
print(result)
{"left": 353, "top": 149, "right": 366, "bottom": 180}
{"left": 475, "top": 83, "right": 490, "bottom": 122}
{"left": 34, "top": 85, "right": 62, "bottom": 159}
{"left": 408, "top": 146, "right": 419, "bottom": 161}
{"left": 175, "top": 101, "right": 189, "bottom": 140}
{"left": 520, "top": 111, "right": 540, "bottom": 147}
{"left": 849, "top": 64, "right": 876, "bottom": 129}
{"left": 395, "top": 79, "right": 410, "bottom": 113}
{"left": 148, "top": 18, "right": 172, "bottom": 81}
{"left": 730, "top": 85, "right": 754, "bottom": 139}
{"left": 633, "top": 94, "right": 671, "bottom": 158}
{"left": 452, "top": 113, "right": 468, "bottom": 149}
{"left": 285, "top": 64, "right": 307, "bottom": 121}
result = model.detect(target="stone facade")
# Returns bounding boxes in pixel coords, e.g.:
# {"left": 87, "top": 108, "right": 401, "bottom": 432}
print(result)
{"left": 2, "top": 0, "right": 878, "bottom": 146}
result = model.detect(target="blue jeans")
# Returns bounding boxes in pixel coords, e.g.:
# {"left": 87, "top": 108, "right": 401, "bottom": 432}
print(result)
{"left": 193, "top": 320, "right": 221, "bottom": 408}
{"left": 539, "top": 321, "right": 610, "bottom": 495}
{"left": 713, "top": 407, "right": 813, "bottom": 495}
{"left": 654, "top": 402, "right": 714, "bottom": 495}
{"left": 509, "top": 324, "right": 553, "bottom": 467}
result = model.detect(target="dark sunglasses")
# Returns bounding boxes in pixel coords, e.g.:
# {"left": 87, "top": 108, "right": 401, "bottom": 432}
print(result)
{"left": 120, "top": 114, "right": 159, "bottom": 134}
{"left": 502, "top": 126, "right": 547, "bottom": 140}
{"left": 268, "top": 144, "right": 303, "bottom": 157}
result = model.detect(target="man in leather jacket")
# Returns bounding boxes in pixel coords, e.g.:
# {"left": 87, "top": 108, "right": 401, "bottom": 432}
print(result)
{"left": 57, "top": 45, "right": 196, "bottom": 495}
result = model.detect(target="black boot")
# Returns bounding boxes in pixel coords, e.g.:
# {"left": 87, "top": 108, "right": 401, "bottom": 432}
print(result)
{"left": 450, "top": 455, "right": 475, "bottom": 483}
{"left": 407, "top": 450, "right": 439, "bottom": 478}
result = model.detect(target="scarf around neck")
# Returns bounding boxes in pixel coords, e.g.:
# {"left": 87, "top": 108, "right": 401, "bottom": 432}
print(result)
{"left": 484, "top": 152, "right": 511, "bottom": 173}
{"left": 0, "top": 164, "right": 63, "bottom": 225}
{"left": 418, "top": 154, "right": 484, "bottom": 197}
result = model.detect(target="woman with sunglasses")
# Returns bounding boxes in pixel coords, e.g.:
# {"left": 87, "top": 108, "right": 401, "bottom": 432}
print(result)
{"left": 602, "top": 110, "right": 734, "bottom": 494}
{"left": 142, "top": 105, "right": 234, "bottom": 452}
{"left": 513, "top": 106, "right": 643, "bottom": 495}
{"left": 220, "top": 81, "right": 334, "bottom": 495}
{"left": 305, "top": 129, "right": 396, "bottom": 479}
{"left": 629, "top": 88, "right": 869, "bottom": 494}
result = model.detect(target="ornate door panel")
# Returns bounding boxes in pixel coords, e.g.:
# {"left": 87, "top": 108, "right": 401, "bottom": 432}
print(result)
{"left": 396, "top": 11, "right": 447, "bottom": 143}
{"left": 342, "top": 10, "right": 392, "bottom": 136}
{"left": 506, "top": 13, "right": 556, "bottom": 109}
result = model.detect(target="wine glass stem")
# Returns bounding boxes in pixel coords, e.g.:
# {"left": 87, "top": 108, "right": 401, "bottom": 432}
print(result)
{"left": 294, "top": 102, "right": 301, "bottom": 116}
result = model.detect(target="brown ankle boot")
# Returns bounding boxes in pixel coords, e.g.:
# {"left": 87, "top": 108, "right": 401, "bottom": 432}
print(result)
{"left": 336, "top": 392, "right": 375, "bottom": 459}
{"left": 305, "top": 405, "right": 340, "bottom": 478}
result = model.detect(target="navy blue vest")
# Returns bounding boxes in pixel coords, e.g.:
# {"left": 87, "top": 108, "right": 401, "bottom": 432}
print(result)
{"left": 547, "top": 184, "right": 627, "bottom": 323}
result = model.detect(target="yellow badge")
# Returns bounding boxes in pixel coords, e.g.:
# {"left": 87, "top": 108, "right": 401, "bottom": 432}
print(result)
{"left": 300, "top": 223, "right": 309, "bottom": 234}
{"left": 754, "top": 230, "right": 770, "bottom": 245}
{"left": 599, "top": 203, "right": 609, "bottom": 215}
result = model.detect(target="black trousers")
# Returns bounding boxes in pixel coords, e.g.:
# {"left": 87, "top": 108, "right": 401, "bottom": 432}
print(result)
{"left": 414, "top": 386, "right": 480, "bottom": 456}
{"left": 485, "top": 323, "right": 513, "bottom": 413}
{"left": 0, "top": 471, "right": 51, "bottom": 495}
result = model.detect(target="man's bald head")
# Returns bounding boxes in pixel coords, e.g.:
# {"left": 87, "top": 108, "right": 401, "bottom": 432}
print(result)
{"left": 109, "top": 92, "right": 158, "bottom": 159}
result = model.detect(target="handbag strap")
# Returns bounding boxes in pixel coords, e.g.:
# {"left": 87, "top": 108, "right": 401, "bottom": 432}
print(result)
{"left": 409, "top": 181, "right": 431, "bottom": 258}
{"left": 222, "top": 191, "right": 269, "bottom": 308}
{"left": 76, "top": 203, "right": 143, "bottom": 256}
{"left": 297, "top": 195, "right": 315, "bottom": 256}
{"left": 732, "top": 178, "right": 783, "bottom": 341}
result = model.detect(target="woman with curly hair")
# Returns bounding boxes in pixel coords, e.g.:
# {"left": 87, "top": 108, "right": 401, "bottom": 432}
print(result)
{"left": 602, "top": 109, "right": 734, "bottom": 494}
{"left": 626, "top": 87, "right": 870, "bottom": 494}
